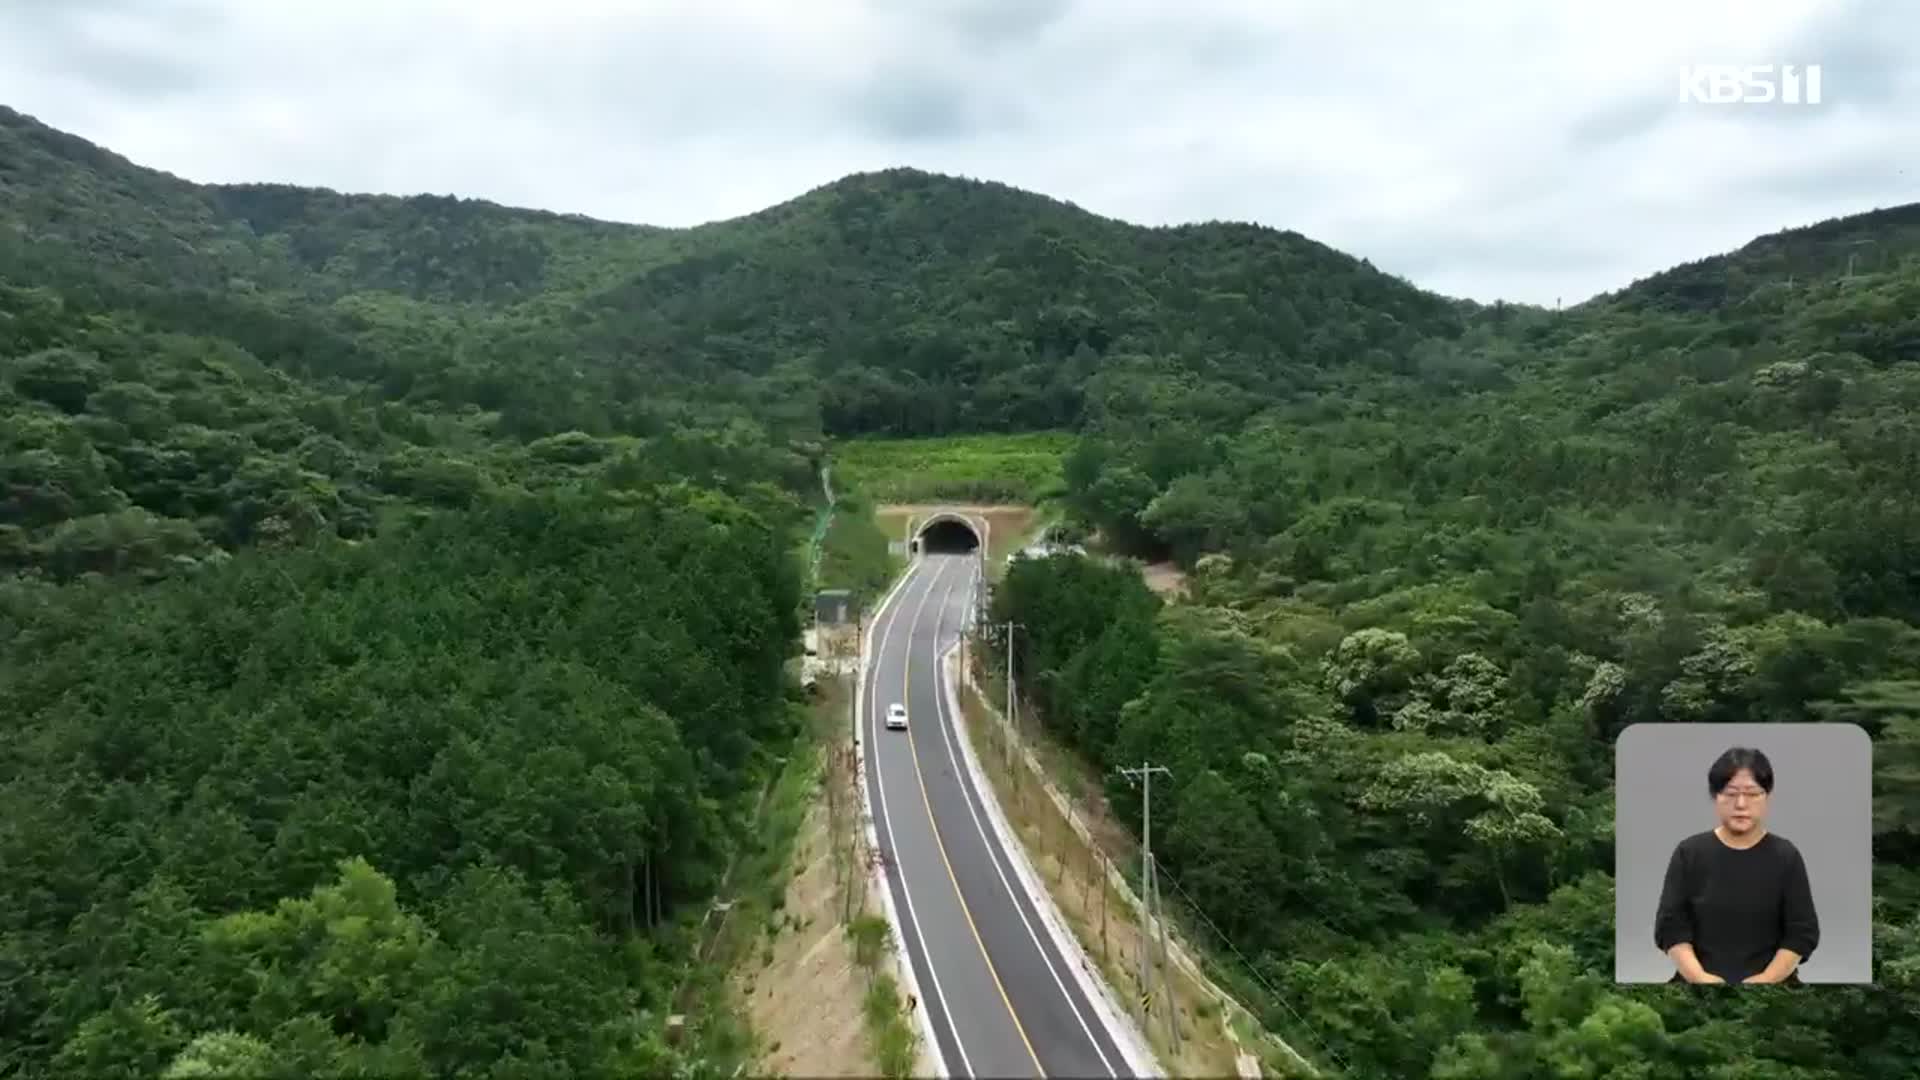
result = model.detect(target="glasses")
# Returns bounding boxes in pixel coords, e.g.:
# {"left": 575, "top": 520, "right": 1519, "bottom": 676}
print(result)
{"left": 1716, "top": 787, "right": 1768, "bottom": 803}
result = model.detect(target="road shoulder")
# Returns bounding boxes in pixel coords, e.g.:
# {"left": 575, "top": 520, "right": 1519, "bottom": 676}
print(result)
{"left": 853, "top": 558, "right": 947, "bottom": 1077}
{"left": 938, "top": 642, "right": 1164, "bottom": 1077}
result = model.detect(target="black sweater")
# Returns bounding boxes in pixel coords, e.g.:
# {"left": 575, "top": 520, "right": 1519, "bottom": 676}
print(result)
{"left": 1653, "top": 829, "right": 1820, "bottom": 983}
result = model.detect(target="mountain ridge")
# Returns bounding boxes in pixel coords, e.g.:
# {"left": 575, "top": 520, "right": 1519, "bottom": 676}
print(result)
{"left": 5, "top": 94, "right": 1920, "bottom": 1080}
{"left": 10, "top": 101, "right": 1916, "bottom": 326}
{"left": 3, "top": 103, "right": 1473, "bottom": 439}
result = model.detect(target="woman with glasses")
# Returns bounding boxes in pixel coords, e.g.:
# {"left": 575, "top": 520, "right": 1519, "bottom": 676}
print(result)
{"left": 1652, "top": 746, "right": 1820, "bottom": 985}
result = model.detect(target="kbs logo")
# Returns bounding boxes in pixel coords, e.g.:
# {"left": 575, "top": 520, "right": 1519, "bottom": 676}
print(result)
{"left": 1679, "top": 64, "right": 1823, "bottom": 105}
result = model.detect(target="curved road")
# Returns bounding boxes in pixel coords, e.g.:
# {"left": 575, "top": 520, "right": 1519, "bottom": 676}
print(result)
{"left": 861, "top": 552, "right": 1134, "bottom": 1079}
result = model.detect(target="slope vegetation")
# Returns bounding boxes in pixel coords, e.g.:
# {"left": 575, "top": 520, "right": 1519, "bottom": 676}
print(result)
{"left": 1011, "top": 202, "right": 1920, "bottom": 1076}
{"left": 4, "top": 102, "right": 1919, "bottom": 1080}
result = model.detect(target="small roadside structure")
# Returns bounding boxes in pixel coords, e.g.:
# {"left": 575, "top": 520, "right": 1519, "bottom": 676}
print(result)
{"left": 815, "top": 589, "right": 853, "bottom": 625}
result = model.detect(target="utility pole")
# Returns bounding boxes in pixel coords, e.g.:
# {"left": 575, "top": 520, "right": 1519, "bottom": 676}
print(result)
{"left": 852, "top": 616, "right": 863, "bottom": 732}
{"left": 1844, "top": 237, "right": 1874, "bottom": 284}
{"left": 1003, "top": 621, "right": 1027, "bottom": 778}
{"left": 1153, "top": 851, "right": 1178, "bottom": 1056}
{"left": 970, "top": 560, "right": 985, "bottom": 676}
{"left": 1099, "top": 851, "right": 1109, "bottom": 963}
{"left": 978, "top": 556, "right": 990, "bottom": 633}
{"left": 1117, "top": 762, "right": 1176, "bottom": 1054}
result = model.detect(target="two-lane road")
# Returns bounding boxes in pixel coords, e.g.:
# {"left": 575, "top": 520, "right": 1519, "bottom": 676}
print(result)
{"left": 862, "top": 553, "right": 1134, "bottom": 1078}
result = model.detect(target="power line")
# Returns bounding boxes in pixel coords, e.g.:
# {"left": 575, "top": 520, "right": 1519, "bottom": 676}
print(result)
{"left": 1152, "top": 860, "right": 1350, "bottom": 1077}
{"left": 993, "top": 613, "right": 1348, "bottom": 1073}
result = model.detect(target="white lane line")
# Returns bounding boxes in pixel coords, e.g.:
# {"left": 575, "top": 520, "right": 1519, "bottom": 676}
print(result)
{"left": 929, "top": 560, "right": 1119, "bottom": 1077}
{"left": 903, "top": 557, "right": 1047, "bottom": 1077}
{"left": 963, "top": 559, "right": 1160, "bottom": 1076}
{"left": 952, "top": 560, "right": 1159, "bottom": 1077}
{"left": 854, "top": 559, "right": 946, "bottom": 1076}
{"left": 865, "top": 563, "right": 969, "bottom": 1077}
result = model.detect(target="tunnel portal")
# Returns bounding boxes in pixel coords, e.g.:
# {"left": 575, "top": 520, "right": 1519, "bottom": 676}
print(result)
{"left": 916, "top": 516, "right": 981, "bottom": 555}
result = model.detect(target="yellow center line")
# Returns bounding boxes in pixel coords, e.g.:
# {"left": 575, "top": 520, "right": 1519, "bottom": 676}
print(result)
{"left": 903, "top": 555, "right": 1047, "bottom": 1077}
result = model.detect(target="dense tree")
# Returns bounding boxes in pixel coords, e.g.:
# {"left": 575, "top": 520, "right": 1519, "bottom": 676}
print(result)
{"left": 985, "top": 226, "right": 1920, "bottom": 1072}
{"left": 6, "top": 101, "right": 1920, "bottom": 1080}
{"left": 1, "top": 489, "right": 800, "bottom": 1077}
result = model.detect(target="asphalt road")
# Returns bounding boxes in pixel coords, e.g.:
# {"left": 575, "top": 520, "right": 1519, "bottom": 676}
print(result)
{"left": 862, "top": 553, "right": 1134, "bottom": 1079}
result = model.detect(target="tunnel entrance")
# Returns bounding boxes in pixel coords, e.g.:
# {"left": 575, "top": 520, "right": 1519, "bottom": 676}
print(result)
{"left": 916, "top": 517, "right": 981, "bottom": 555}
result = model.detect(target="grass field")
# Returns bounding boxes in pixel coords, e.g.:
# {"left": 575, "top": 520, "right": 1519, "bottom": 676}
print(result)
{"left": 816, "top": 494, "right": 902, "bottom": 609}
{"left": 832, "top": 432, "right": 1073, "bottom": 505}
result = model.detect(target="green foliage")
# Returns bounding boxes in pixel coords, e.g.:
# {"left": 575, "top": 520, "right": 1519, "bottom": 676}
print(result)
{"left": 2, "top": 105, "right": 1465, "bottom": 454}
{"left": 995, "top": 215, "right": 1920, "bottom": 1066}
{"left": 1004, "top": 218, "right": 1920, "bottom": 1079}
{"left": 860, "top": 973, "right": 918, "bottom": 1080}
{"left": 7, "top": 102, "right": 1920, "bottom": 1080}
{"left": 817, "top": 495, "right": 898, "bottom": 608}
{"left": 847, "top": 894, "right": 913, "bottom": 1075}
{"left": 996, "top": 543, "right": 1920, "bottom": 1076}
{"left": 0, "top": 286, "right": 817, "bottom": 581}
{"left": 846, "top": 913, "right": 892, "bottom": 969}
{"left": 0, "top": 489, "right": 801, "bottom": 1078}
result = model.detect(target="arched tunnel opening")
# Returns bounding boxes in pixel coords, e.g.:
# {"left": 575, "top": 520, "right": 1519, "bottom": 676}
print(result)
{"left": 915, "top": 517, "right": 981, "bottom": 555}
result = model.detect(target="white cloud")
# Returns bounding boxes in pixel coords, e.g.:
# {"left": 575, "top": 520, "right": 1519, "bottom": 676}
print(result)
{"left": 1, "top": 0, "right": 1913, "bottom": 305}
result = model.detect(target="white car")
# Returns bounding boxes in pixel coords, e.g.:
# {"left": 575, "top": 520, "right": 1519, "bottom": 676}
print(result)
{"left": 885, "top": 702, "right": 908, "bottom": 730}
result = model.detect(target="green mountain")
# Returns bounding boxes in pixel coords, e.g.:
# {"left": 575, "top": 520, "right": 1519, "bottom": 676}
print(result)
{"left": 1600, "top": 202, "right": 1920, "bottom": 316}
{"left": 1, "top": 109, "right": 814, "bottom": 1080}
{"left": 0, "top": 100, "right": 1479, "bottom": 582}
{"left": 5, "top": 101, "right": 1920, "bottom": 1080}
{"left": 2, "top": 104, "right": 1463, "bottom": 439}
{"left": 1002, "top": 145, "right": 1920, "bottom": 1080}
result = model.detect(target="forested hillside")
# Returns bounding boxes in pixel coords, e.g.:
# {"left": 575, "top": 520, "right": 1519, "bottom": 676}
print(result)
{"left": 4, "top": 101, "right": 1919, "bottom": 1080}
{"left": 0, "top": 99, "right": 1469, "bottom": 582}
{"left": 1, "top": 104, "right": 1462, "bottom": 446}
{"left": 1, "top": 492, "right": 801, "bottom": 1076}
{"left": 1, "top": 107, "right": 819, "bottom": 1077}
{"left": 998, "top": 204, "right": 1920, "bottom": 1075}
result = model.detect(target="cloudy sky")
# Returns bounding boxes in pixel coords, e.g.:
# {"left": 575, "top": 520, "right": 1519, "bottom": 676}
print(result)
{"left": 2, "top": 0, "right": 1914, "bottom": 305}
